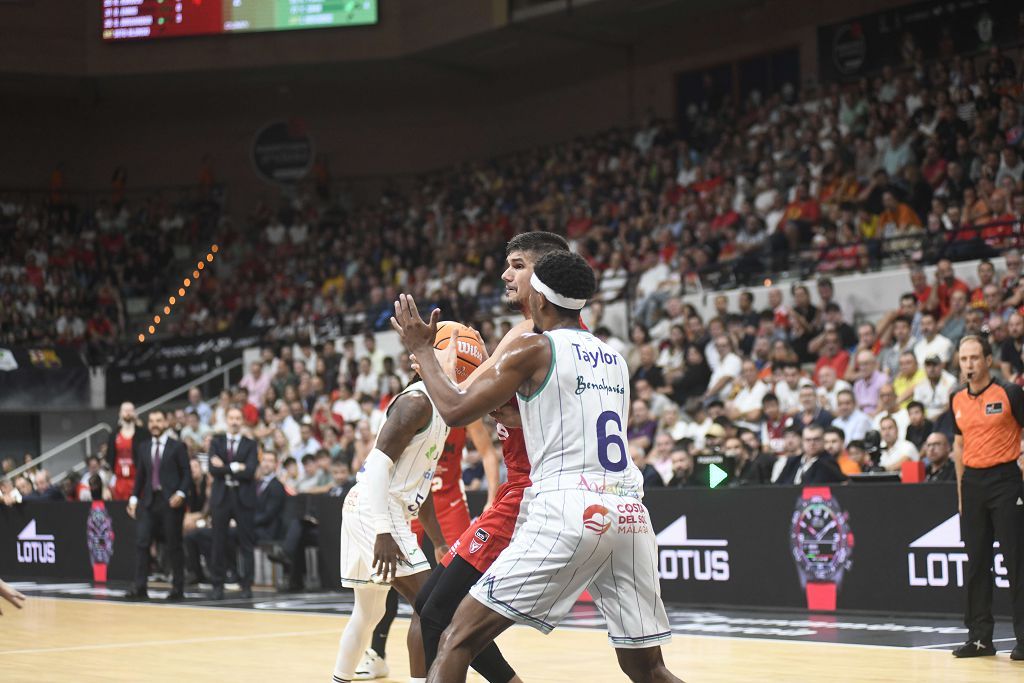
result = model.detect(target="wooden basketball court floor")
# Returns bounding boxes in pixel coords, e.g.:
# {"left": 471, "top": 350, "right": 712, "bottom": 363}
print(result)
{"left": 1, "top": 589, "right": 1016, "bottom": 682}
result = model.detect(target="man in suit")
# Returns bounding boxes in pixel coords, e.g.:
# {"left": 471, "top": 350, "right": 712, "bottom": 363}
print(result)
{"left": 776, "top": 424, "right": 848, "bottom": 485}
{"left": 208, "top": 407, "right": 259, "bottom": 600}
{"left": 126, "top": 409, "right": 189, "bottom": 601}
{"left": 253, "top": 449, "right": 286, "bottom": 543}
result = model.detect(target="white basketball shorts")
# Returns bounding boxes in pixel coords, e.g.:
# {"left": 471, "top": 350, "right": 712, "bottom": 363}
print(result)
{"left": 468, "top": 489, "right": 672, "bottom": 648}
{"left": 338, "top": 482, "right": 429, "bottom": 589}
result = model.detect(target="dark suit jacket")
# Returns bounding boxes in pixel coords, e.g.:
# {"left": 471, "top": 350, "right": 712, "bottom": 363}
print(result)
{"left": 776, "top": 453, "right": 847, "bottom": 486}
{"left": 208, "top": 434, "right": 259, "bottom": 509}
{"left": 132, "top": 436, "right": 190, "bottom": 506}
{"left": 254, "top": 477, "right": 286, "bottom": 539}
{"left": 105, "top": 426, "right": 145, "bottom": 471}
{"left": 25, "top": 487, "right": 66, "bottom": 502}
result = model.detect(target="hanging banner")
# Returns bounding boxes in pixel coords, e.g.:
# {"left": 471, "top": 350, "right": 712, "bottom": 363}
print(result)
{"left": 818, "top": 0, "right": 1022, "bottom": 83}
{"left": 106, "top": 331, "right": 261, "bottom": 406}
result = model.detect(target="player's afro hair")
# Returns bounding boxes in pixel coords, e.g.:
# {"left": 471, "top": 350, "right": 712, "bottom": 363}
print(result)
{"left": 533, "top": 251, "right": 596, "bottom": 316}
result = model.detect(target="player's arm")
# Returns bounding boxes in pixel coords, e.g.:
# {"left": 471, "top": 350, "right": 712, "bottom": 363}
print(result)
{"left": 457, "top": 320, "right": 534, "bottom": 389}
{"left": 466, "top": 419, "right": 501, "bottom": 508}
{"left": 416, "top": 491, "right": 449, "bottom": 562}
{"left": 392, "top": 295, "right": 550, "bottom": 427}
{"left": 365, "top": 391, "right": 433, "bottom": 582}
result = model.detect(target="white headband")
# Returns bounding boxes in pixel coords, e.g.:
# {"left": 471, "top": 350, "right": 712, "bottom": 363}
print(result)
{"left": 530, "top": 272, "right": 587, "bottom": 310}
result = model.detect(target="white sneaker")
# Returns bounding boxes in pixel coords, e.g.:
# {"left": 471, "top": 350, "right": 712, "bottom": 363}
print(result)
{"left": 352, "top": 648, "right": 389, "bottom": 680}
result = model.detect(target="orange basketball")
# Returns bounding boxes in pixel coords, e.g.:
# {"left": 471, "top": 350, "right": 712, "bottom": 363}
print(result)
{"left": 434, "top": 321, "right": 485, "bottom": 382}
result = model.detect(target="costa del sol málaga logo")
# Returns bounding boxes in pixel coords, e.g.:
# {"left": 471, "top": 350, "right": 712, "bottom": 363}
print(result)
{"left": 583, "top": 504, "right": 612, "bottom": 535}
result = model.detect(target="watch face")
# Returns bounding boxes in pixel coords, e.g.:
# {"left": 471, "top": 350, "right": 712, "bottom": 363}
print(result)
{"left": 790, "top": 495, "right": 852, "bottom": 581}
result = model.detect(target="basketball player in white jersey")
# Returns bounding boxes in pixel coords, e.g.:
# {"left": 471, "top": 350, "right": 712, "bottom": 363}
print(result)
{"left": 332, "top": 339, "right": 466, "bottom": 683}
{"left": 392, "top": 251, "right": 682, "bottom": 683}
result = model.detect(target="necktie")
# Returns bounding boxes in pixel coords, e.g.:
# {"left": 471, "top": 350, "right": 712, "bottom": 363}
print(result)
{"left": 152, "top": 440, "right": 162, "bottom": 491}
{"left": 228, "top": 438, "right": 237, "bottom": 461}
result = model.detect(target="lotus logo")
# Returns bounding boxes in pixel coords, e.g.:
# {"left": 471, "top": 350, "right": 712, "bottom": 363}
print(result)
{"left": 583, "top": 504, "right": 612, "bottom": 535}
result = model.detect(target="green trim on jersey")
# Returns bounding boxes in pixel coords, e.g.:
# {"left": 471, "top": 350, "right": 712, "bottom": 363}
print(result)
{"left": 517, "top": 333, "right": 555, "bottom": 402}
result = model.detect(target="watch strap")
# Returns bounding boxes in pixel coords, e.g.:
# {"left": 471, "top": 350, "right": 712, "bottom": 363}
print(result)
{"left": 806, "top": 581, "right": 837, "bottom": 611}
{"left": 802, "top": 485, "right": 831, "bottom": 501}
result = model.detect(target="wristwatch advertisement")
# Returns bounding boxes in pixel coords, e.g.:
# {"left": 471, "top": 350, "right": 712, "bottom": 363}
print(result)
{"left": 87, "top": 500, "right": 115, "bottom": 583}
{"left": 789, "top": 486, "right": 854, "bottom": 611}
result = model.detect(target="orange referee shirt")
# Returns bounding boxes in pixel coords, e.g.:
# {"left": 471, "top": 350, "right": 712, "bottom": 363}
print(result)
{"left": 951, "top": 377, "right": 1024, "bottom": 468}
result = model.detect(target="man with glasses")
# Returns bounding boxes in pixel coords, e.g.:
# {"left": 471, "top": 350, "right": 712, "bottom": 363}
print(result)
{"left": 775, "top": 425, "right": 847, "bottom": 485}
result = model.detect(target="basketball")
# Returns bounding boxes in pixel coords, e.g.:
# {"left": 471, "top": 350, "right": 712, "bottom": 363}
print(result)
{"left": 433, "top": 321, "right": 485, "bottom": 382}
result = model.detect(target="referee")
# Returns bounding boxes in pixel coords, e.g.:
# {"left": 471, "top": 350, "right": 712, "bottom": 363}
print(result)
{"left": 951, "top": 335, "right": 1024, "bottom": 660}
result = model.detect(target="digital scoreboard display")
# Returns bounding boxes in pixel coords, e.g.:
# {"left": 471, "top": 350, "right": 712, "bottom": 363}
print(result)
{"left": 102, "top": 0, "right": 378, "bottom": 42}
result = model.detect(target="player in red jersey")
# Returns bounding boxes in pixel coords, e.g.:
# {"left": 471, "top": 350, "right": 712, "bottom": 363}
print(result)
{"left": 409, "top": 231, "right": 571, "bottom": 683}
{"left": 355, "top": 422, "right": 498, "bottom": 680}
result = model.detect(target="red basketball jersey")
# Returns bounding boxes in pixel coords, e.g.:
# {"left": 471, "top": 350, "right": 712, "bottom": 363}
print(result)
{"left": 435, "top": 426, "right": 467, "bottom": 499}
{"left": 498, "top": 397, "right": 531, "bottom": 487}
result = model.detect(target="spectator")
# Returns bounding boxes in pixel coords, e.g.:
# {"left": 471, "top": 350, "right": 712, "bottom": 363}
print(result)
{"left": 852, "top": 351, "right": 888, "bottom": 415}
{"left": 296, "top": 454, "right": 324, "bottom": 493}
{"left": 789, "top": 384, "right": 834, "bottom": 431}
{"left": 331, "top": 384, "right": 361, "bottom": 425}
{"left": 774, "top": 362, "right": 812, "bottom": 416}
{"left": 726, "top": 360, "right": 768, "bottom": 430}
{"left": 630, "top": 442, "right": 663, "bottom": 490}
{"left": 913, "top": 312, "right": 954, "bottom": 365}
{"left": 939, "top": 289, "right": 969, "bottom": 345}
{"left": 759, "top": 393, "right": 787, "bottom": 455}
{"left": 25, "top": 469, "right": 63, "bottom": 502}
{"left": 666, "top": 448, "right": 696, "bottom": 487}
{"left": 670, "top": 345, "right": 711, "bottom": 406}
{"left": 75, "top": 456, "right": 111, "bottom": 501}
{"left": 922, "top": 432, "right": 956, "bottom": 482}
{"left": 873, "top": 384, "right": 910, "bottom": 437}
{"left": 630, "top": 344, "right": 668, "bottom": 393}
{"left": 831, "top": 389, "right": 873, "bottom": 445}
{"left": 904, "top": 401, "right": 934, "bottom": 451}
{"left": 704, "top": 335, "right": 742, "bottom": 401}
{"left": 728, "top": 435, "right": 773, "bottom": 485}
{"left": 893, "top": 351, "right": 926, "bottom": 407}
{"left": 878, "top": 415, "right": 920, "bottom": 472}
{"left": 879, "top": 315, "right": 917, "bottom": 377}
{"left": 823, "top": 426, "right": 861, "bottom": 476}
{"left": 648, "top": 432, "right": 676, "bottom": 485}
{"left": 627, "top": 399, "right": 658, "bottom": 450}
{"left": 999, "top": 312, "right": 1024, "bottom": 380}
{"left": 816, "top": 365, "right": 852, "bottom": 412}
{"left": 928, "top": 258, "right": 970, "bottom": 318}
{"left": 184, "top": 386, "right": 212, "bottom": 426}
{"left": 913, "top": 355, "right": 958, "bottom": 421}
{"left": 775, "top": 425, "right": 847, "bottom": 485}
{"left": 239, "top": 361, "right": 271, "bottom": 408}
{"left": 812, "top": 327, "right": 851, "bottom": 384}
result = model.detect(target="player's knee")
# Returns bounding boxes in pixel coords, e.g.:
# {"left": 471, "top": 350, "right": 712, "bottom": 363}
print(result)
{"left": 437, "top": 620, "right": 475, "bottom": 655}
{"left": 617, "top": 651, "right": 667, "bottom": 683}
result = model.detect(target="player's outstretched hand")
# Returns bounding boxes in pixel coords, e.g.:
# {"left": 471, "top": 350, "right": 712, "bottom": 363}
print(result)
{"left": 372, "top": 532, "right": 407, "bottom": 584}
{"left": 0, "top": 579, "right": 26, "bottom": 615}
{"left": 440, "top": 327, "right": 459, "bottom": 381}
{"left": 390, "top": 294, "right": 439, "bottom": 355}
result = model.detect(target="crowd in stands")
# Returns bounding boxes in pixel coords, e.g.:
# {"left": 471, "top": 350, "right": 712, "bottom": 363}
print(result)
{"left": 0, "top": 188, "right": 223, "bottom": 361}
{"left": 2, "top": 45, "right": 1023, "bottom": 355}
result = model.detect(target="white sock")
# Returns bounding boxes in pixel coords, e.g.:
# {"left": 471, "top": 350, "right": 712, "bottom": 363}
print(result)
{"left": 409, "top": 678, "right": 427, "bottom": 683}
{"left": 333, "top": 587, "right": 389, "bottom": 681}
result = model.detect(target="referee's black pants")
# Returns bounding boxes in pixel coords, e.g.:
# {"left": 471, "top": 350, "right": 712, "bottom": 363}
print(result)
{"left": 961, "top": 461, "right": 1024, "bottom": 644}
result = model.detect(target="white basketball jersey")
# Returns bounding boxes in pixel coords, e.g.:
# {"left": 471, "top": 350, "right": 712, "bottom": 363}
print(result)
{"left": 518, "top": 328, "right": 643, "bottom": 498}
{"left": 360, "top": 381, "right": 450, "bottom": 520}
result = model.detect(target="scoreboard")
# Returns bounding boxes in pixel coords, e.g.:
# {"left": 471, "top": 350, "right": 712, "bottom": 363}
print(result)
{"left": 102, "top": 0, "right": 378, "bottom": 42}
